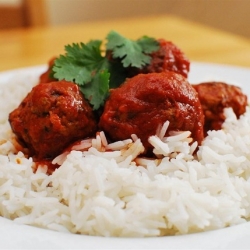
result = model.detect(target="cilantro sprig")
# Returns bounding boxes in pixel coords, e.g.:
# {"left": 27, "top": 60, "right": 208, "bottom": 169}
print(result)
{"left": 52, "top": 31, "right": 159, "bottom": 110}
{"left": 106, "top": 31, "right": 159, "bottom": 68}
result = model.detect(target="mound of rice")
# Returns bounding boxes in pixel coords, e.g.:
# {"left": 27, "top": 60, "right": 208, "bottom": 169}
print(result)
{"left": 0, "top": 71, "right": 250, "bottom": 237}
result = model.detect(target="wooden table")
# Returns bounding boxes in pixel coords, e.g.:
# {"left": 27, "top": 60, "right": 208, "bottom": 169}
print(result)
{"left": 1, "top": 15, "right": 250, "bottom": 72}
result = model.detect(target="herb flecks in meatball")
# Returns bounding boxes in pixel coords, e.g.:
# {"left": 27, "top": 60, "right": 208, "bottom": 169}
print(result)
{"left": 9, "top": 81, "right": 97, "bottom": 159}
{"left": 99, "top": 72, "right": 204, "bottom": 154}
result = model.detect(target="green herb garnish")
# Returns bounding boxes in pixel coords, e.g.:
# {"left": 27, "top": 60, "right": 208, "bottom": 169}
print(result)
{"left": 106, "top": 31, "right": 159, "bottom": 68}
{"left": 52, "top": 30, "right": 159, "bottom": 110}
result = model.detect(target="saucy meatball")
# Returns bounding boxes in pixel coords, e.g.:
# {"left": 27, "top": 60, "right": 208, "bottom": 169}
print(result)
{"left": 139, "top": 39, "right": 190, "bottom": 78}
{"left": 9, "top": 81, "right": 97, "bottom": 159}
{"left": 193, "top": 81, "right": 247, "bottom": 133}
{"left": 39, "top": 57, "right": 57, "bottom": 84}
{"left": 99, "top": 72, "right": 204, "bottom": 154}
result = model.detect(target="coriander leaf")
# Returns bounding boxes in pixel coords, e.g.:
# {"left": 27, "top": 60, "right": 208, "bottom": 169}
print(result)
{"left": 76, "top": 40, "right": 105, "bottom": 70}
{"left": 137, "top": 36, "right": 159, "bottom": 53}
{"left": 80, "top": 70, "right": 110, "bottom": 110}
{"left": 64, "top": 40, "right": 103, "bottom": 70}
{"left": 52, "top": 39, "right": 111, "bottom": 110}
{"left": 81, "top": 55, "right": 110, "bottom": 110}
{"left": 53, "top": 55, "right": 92, "bottom": 84}
{"left": 52, "top": 40, "right": 105, "bottom": 85}
{"left": 106, "top": 30, "right": 159, "bottom": 68}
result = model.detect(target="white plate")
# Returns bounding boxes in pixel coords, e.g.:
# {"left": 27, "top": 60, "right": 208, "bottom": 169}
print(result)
{"left": 1, "top": 62, "right": 250, "bottom": 249}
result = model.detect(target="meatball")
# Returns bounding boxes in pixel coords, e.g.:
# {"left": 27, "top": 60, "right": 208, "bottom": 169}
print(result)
{"left": 193, "top": 81, "right": 248, "bottom": 133}
{"left": 39, "top": 57, "right": 57, "bottom": 84}
{"left": 141, "top": 39, "right": 190, "bottom": 77}
{"left": 99, "top": 72, "right": 204, "bottom": 154}
{"left": 9, "top": 81, "right": 97, "bottom": 159}
{"left": 125, "top": 39, "right": 190, "bottom": 78}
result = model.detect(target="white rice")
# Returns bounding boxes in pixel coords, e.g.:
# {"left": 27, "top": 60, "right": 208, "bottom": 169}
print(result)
{"left": 1, "top": 72, "right": 250, "bottom": 237}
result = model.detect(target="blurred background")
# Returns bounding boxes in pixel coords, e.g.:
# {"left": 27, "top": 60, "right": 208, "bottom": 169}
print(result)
{"left": 0, "top": 0, "right": 249, "bottom": 38}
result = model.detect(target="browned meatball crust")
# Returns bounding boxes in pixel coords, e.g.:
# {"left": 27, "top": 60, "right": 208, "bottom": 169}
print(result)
{"left": 9, "top": 81, "right": 97, "bottom": 159}
{"left": 99, "top": 72, "right": 204, "bottom": 154}
{"left": 193, "top": 81, "right": 248, "bottom": 133}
